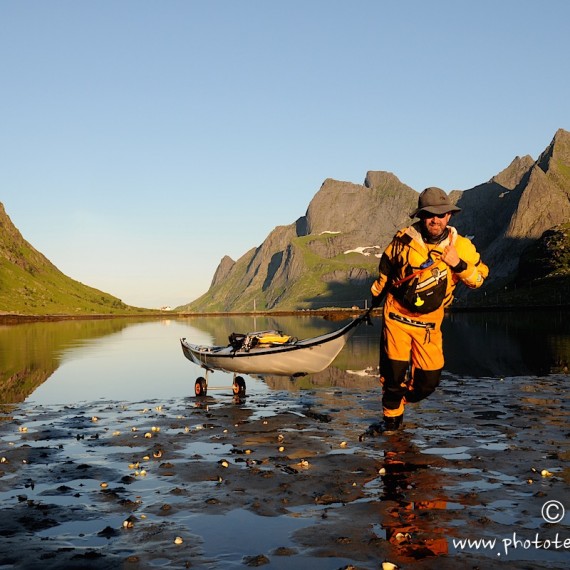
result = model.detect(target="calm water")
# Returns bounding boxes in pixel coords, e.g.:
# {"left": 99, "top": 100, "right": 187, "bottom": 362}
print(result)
{"left": 1, "top": 309, "right": 569, "bottom": 406}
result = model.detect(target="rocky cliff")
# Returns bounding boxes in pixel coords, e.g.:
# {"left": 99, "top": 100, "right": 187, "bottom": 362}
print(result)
{"left": 453, "top": 129, "right": 570, "bottom": 281}
{"left": 182, "top": 128, "right": 570, "bottom": 312}
{"left": 185, "top": 171, "right": 418, "bottom": 311}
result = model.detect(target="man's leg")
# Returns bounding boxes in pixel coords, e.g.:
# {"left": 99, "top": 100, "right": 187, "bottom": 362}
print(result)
{"left": 406, "top": 317, "right": 444, "bottom": 403}
{"left": 380, "top": 316, "right": 411, "bottom": 429}
{"left": 405, "top": 368, "right": 441, "bottom": 402}
{"left": 381, "top": 358, "right": 408, "bottom": 430}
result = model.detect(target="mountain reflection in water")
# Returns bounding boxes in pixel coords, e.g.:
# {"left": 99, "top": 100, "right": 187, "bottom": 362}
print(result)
{"left": 443, "top": 309, "right": 570, "bottom": 377}
{"left": 0, "top": 309, "right": 568, "bottom": 405}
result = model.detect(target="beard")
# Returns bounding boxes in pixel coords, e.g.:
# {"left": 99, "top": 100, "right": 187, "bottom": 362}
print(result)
{"left": 421, "top": 218, "right": 449, "bottom": 244}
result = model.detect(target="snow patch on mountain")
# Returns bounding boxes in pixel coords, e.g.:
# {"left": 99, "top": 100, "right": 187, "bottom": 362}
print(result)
{"left": 344, "top": 245, "right": 382, "bottom": 257}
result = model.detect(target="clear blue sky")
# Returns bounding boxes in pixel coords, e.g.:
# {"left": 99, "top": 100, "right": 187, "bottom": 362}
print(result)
{"left": 1, "top": 1, "right": 568, "bottom": 308}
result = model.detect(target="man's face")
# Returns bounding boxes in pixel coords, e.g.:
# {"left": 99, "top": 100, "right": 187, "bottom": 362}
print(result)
{"left": 420, "top": 212, "right": 451, "bottom": 238}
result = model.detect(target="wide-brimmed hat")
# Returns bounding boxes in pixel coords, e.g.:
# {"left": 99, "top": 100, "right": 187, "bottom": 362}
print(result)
{"left": 410, "top": 187, "right": 461, "bottom": 219}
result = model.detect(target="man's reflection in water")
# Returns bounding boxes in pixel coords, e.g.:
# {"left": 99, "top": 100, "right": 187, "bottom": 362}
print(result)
{"left": 377, "top": 431, "right": 450, "bottom": 560}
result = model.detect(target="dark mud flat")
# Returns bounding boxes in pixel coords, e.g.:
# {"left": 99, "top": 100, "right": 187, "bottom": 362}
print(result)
{"left": 0, "top": 374, "right": 568, "bottom": 569}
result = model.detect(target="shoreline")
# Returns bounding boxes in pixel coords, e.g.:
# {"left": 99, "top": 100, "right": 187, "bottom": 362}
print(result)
{"left": 2, "top": 303, "right": 570, "bottom": 325}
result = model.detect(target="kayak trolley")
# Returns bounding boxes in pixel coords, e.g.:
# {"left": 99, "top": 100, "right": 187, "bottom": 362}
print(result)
{"left": 194, "top": 370, "right": 246, "bottom": 398}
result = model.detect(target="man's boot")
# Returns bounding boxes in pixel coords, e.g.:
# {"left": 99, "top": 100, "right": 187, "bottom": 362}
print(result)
{"left": 383, "top": 413, "right": 403, "bottom": 432}
{"left": 359, "top": 413, "right": 403, "bottom": 441}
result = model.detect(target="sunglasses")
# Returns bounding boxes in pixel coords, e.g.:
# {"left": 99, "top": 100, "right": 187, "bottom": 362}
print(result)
{"left": 420, "top": 212, "right": 449, "bottom": 220}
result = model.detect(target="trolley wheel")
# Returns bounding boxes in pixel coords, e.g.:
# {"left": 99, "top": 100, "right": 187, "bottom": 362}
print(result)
{"left": 232, "top": 376, "right": 246, "bottom": 396}
{"left": 195, "top": 377, "right": 207, "bottom": 397}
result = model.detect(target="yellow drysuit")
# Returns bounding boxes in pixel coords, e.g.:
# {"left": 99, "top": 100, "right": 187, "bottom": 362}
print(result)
{"left": 371, "top": 223, "right": 488, "bottom": 418}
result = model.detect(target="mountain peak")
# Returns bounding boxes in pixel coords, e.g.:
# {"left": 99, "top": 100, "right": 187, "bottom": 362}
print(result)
{"left": 537, "top": 127, "right": 570, "bottom": 175}
{"left": 364, "top": 171, "right": 409, "bottom": 190}
{"left": 210, "top": 255, "right": 236, "bottom": 288}
{"left": 490, "top": 155, "right": 534, "bottom": 189}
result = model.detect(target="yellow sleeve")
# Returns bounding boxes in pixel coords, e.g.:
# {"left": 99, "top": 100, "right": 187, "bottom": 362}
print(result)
{"left": 454, "top": 235, "right": 489, "bottom": 289}
{"left": 370, "top": 237, "right": 399, "bottom": 298}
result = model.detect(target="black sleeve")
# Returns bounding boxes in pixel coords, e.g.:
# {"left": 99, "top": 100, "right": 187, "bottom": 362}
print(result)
{"left": 451, "top": 259, "right": 467, "bottom": 273}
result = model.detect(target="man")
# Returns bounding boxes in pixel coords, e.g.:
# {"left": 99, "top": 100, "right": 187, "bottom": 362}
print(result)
{"left": 368, "top": 187, "right": 488, "bottom": 433}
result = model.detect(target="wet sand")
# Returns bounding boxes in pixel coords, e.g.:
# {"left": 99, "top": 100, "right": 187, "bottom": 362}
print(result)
{"left": 0, "top": 373, "right": 568, "bottom": 569}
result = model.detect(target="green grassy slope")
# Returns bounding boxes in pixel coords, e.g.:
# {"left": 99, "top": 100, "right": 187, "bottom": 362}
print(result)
{"left": 0, "top": 203, "right": 148, "bottom": 315}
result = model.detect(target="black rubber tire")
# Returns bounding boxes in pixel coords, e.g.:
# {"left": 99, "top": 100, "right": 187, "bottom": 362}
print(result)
{"left": 232, "top": 376, "right": 246, "bottom": 396}
{"left": 195, "top": 377, "right": 207, "bottom": 397}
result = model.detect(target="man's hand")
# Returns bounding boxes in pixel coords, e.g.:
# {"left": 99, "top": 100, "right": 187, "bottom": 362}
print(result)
{"left": 441, "top": 242, "right": 460, "bottom": 268}
{"left": 441, "top": 233, "right": 460, "bottom": 267}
